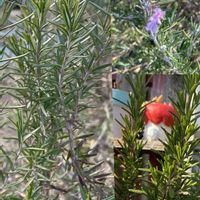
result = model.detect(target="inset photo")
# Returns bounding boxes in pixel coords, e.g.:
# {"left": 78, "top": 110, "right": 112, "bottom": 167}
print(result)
{"left": 111, "top": 0, "right": 200, "bottom": 73}
{"left": 113, "top": 73, "right": 200, "bottom": 199}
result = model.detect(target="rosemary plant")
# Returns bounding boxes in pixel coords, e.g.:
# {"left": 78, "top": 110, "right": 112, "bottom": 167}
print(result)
{"left": 0, "top": 0, "right": 15, "bottom": 128}
{"left": 115, "top": 74, "right": 200, "bottom": 200}
{"left": 0, "top": 0, "right": 111, "bottom": 199}
{"left": 111, "top": 0, "right": 200, "bottom": 73}
{"left": 136, "top": 75, "right": 200, "bottom": 200}
{"left": 115, "top": 72, "right": 146, "bottom": 199}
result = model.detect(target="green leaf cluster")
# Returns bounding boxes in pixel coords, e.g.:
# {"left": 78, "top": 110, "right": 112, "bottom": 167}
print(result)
{"left": 115, "top": 72, "right": 147, "bottom": 199}
{"left": 0, "top": 0, "right": 111, "bottom": 199}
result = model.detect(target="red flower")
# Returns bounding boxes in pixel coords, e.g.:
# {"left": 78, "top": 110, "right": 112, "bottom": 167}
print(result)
{"left": 144, "top": 102, "right": 176, "bottom": 127}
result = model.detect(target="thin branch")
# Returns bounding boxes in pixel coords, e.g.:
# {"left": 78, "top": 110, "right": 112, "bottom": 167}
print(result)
{"left": 57, "top": 47, "right": 87, "bottom": 191}
{"left": 0, "top": 52, "right": 29, "bottom": 62}
{"left": 50, "top": 184, "right": 72, "bottom": 193}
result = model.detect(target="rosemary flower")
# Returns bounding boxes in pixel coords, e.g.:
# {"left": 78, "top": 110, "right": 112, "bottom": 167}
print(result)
{"left": 146, "top": 7, "right": 165, "bottom": 35}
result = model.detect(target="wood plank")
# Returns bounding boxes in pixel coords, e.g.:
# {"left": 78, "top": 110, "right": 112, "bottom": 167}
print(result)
{"left": 114, "top": 138, "right": 165, "bottom": 151}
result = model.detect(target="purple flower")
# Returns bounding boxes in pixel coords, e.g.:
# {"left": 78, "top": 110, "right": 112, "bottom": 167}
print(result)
{"left": 146, "top": 8, "right": 165, "bottom": 35}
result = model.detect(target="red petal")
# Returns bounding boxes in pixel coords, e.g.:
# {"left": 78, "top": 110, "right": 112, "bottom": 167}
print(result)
{"left": 144, "top": 102, "right": 176, "bottom": 126}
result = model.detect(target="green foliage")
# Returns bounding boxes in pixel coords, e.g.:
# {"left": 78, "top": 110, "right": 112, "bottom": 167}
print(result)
{"left": 142, "top": 75, "right": 200, "bottom": 199}
{"left": 115, "top": 74, "right": 200, "bottom": 199}
{"left": 0, "top": 0, "right": 13, "bottom": 127}
{"left": 0, "top": 1, "right": 13, "bottom": 27}
{"left": 0, "top": 0, "right": 111, "bottom": 199}
{"left": 115, "top": 72, "right": 146, "bottom": 199}
{"left": 112, "top": 0, "right": 200, "bottom": 73}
